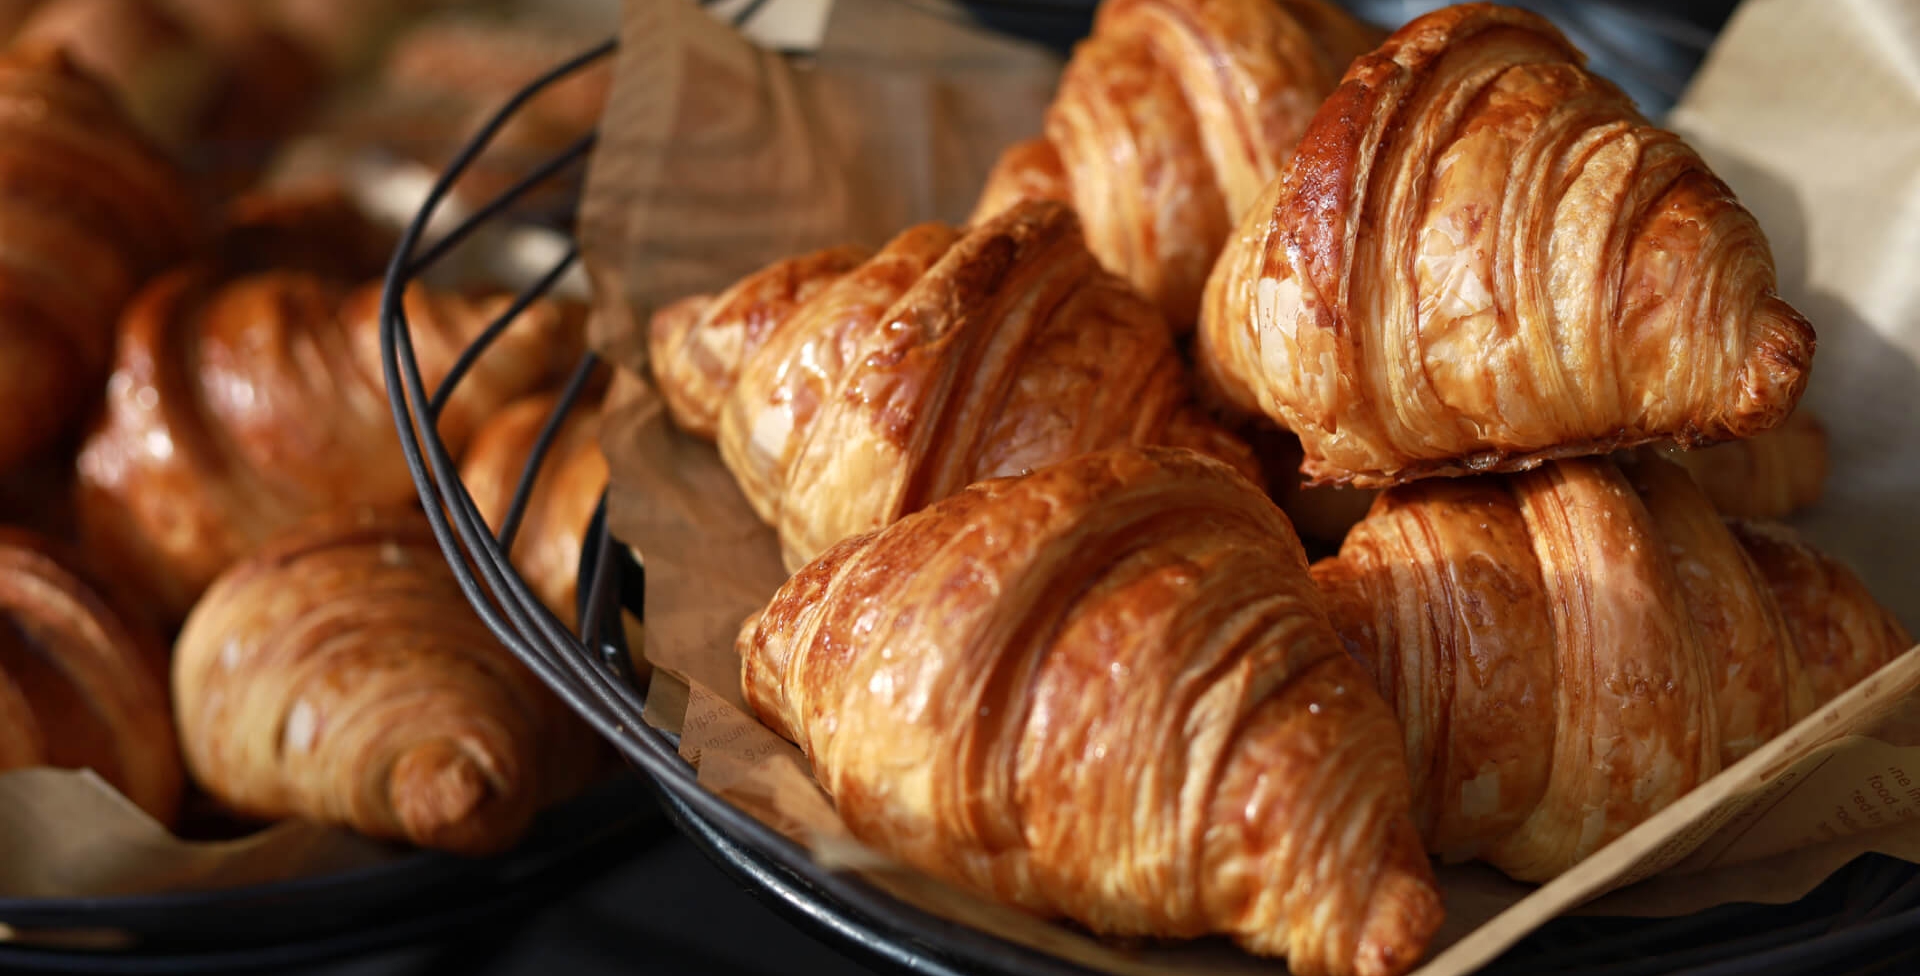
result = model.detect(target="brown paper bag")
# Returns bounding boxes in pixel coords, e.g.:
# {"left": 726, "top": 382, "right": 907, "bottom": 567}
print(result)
{"left": 581, "top": 0, "right": 1920, "bottom": 972}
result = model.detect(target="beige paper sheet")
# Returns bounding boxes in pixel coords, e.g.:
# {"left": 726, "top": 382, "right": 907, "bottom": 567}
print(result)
{"left": 0, "top": 770, "right": 393, "bottom": 906}
{"left": 583, "top": 0, "right": 1920, "bottom": 972}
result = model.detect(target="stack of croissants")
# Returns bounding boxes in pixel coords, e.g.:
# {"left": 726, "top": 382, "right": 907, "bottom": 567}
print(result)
{"left": 0, "top": 0, "right": 619, "bottom": 859}
{"left": 642, "top": 3, "right": 1913, "bottom": 976}
{"left": 0, "top": 0, "right": 1912, "bottom": 973}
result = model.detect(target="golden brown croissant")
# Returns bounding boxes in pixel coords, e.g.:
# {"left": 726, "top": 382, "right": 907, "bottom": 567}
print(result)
{"left": 649, "top": 200, "right": 1260, "bottom": 570}
{"left": 174, "top": 506, "right": 597, "bottom": 855}
{"left": 11, "top": 0, "right": 221, "bottom": 147}
{"left": 742, "top": 447, "right": 1442, "bottom": 976}
{"left": 13, "top": 0, "right": 333, "bottom": 180}
{"left": 0, "top": 527, "right": 180, "bottom": 824}
{"left": 1198, "top": 4, "right": 1815, "bottom": 487}
{"left": 1311, "top": 452, "right": 1911, "bottom": 881}
{"left": 0, "top": 46, "right": 195, "bottom": 475}
{"left": 972, "top": 0, "right": 1378, "bottom": 328}
{"left": 460, "top": 390, "right": 608, "bottom": 626}
{"left": 76, "top": 194, "right": 582, "bottom": 623}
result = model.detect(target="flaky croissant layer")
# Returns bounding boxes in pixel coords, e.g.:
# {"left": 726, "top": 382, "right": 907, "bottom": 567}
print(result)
{"left": 1313, "top": 453, "right": 1909, "bottom": 881}
{"left": 971, "top": 0, "right": 1379, "bottom": 328}
{"left": 742, "top": 447, "right": 1441, "bottom": 976}
{"left": 1198, "top": 3, "right": 1813, "bottom": 487}
{"left": 649, "top": 200, "right": 1258, "bottom": 571}
{"left": 174, "top": 507, "right": 598, "bottom": 855}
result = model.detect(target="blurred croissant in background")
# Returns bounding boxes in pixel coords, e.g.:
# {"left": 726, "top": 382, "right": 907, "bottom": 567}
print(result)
{"left": 76, "top": 188, "right": 583, "bottom": 623}
{"left": 0, "top": 528, "right": 180, "bottom": 825}
{"left": 461, "top": 389, "right": 610, "bottom": 628}
{"left": 5, "top": 0, "right": 337, "bottom": 165}
{"left": 0, "top": 45, "right": 195, "bottom": 477}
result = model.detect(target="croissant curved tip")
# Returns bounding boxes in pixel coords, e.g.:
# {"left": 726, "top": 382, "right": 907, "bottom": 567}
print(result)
{"left": 389, "top": 738, "right": 526, "bottom": 856}
{"left": 1723, "top": 294, "right": 1815, "bottom": 440}
{"left": 1351, "top": 825, "right": 1445, "bottom": 976}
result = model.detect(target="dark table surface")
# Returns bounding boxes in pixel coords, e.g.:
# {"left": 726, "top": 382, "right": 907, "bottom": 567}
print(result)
{"left": 301, "top": 822, "right": 882, "bottom": 976}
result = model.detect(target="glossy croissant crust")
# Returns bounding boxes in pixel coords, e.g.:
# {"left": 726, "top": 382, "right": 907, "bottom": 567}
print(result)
{"left": 1198, "top": 3, "right": 1814, "bottom": 487}
{"left": 0, "top": 528, "right": 180, "bottom": 824}
{"left": 1313, "top": 453, "right": 1910, "bottom": 881}
{"left": 742, "top": 447, "right": 1441, "bottom": 976}
{"left": 76, "top": 198, "right": 581, "bottom": 623}
{"left": 0, "top": 46, "right": 195, "bottom": 474}
{"left": 972, "top": 0, "right": 1377, "bottom": 328}
{"left": 649, "top": 200, "right": 1259, "bottom": 571}
{"left": 174, "top": 507, "right": 598, "bottom": 855}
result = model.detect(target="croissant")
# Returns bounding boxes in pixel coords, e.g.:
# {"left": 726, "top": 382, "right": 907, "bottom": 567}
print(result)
{"left": 971, "top": 0, "right": 1378, "bottom": 327}
{"left": 742, "top": 447, "right": 1441, "bottom": 976}
{"left": 174, "top": 506, "right": 597, "bottom": 855}
{"left": 1311, "top": 452, "right": 1911, "bottom": 881}
{"left": 460, "top": 390, "right": 609, "bottom": 626}
{"left": 649, "top": 200, "right": 1260, "bottom": 570}
{"left": 0, "top": 46, "right": 195, "bottom": 475}
{"left": 11, "top": 0, "right": 222, "bottom": 148}
{"left": 0, "top": 527, "right": 180, "bottom": 824}
{"left": 76, "top": 194, "right": 582, "bottom": 623}
{"left": 0, "top": 3, "right": 37, "bottom": 39}
{"left": 1198, "top": 4, "right": 1815, "bottom": 487}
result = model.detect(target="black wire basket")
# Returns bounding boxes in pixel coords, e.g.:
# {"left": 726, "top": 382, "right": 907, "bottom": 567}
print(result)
{"left": 0, "top": 775, "right": 658, "bottom": 975}
{"left": 378, "top": 7, "right": 1920, "bottom": 976}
